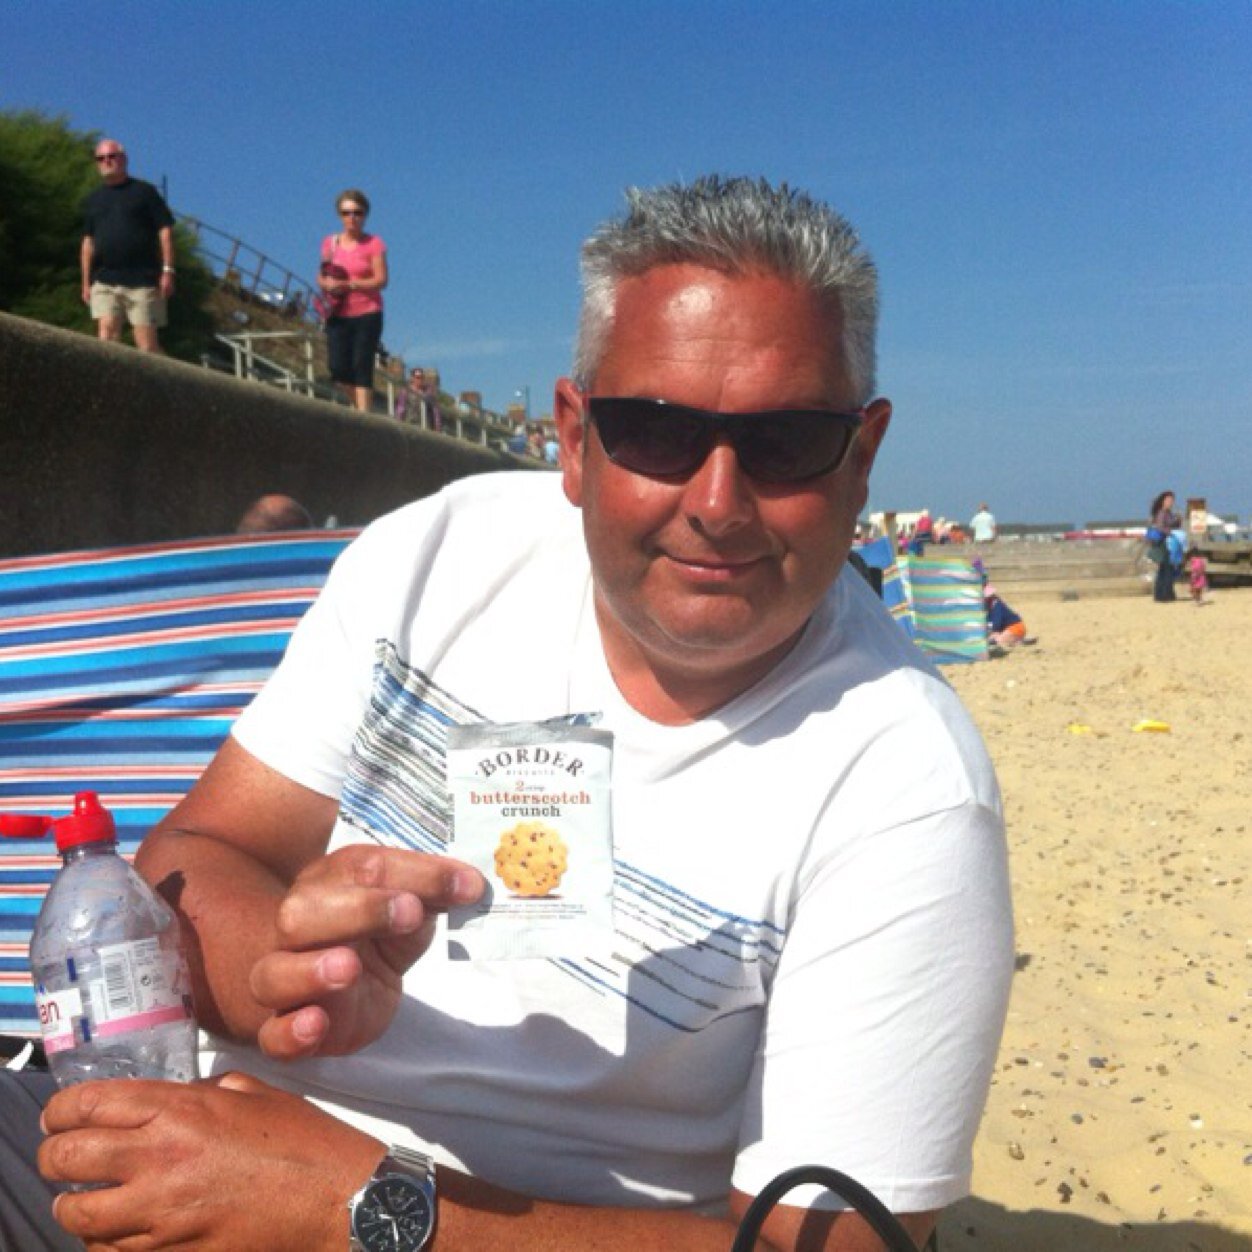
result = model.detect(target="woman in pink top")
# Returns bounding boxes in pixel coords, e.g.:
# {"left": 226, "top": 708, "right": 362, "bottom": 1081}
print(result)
{"left": 318, "top": 188, "right": 388, "bottom": 412}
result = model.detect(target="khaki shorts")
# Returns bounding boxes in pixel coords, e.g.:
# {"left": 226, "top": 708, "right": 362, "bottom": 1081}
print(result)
{"left": 90, "top": 282, "right": 167, "bottom": 328}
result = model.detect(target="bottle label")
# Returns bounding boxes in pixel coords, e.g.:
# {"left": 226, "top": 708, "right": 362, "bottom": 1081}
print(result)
{"left": 36, "top": 987, "right": 83, "bottom": 1049}
{"left": 37, "top": 937, "right": 193, "bottom": 1055}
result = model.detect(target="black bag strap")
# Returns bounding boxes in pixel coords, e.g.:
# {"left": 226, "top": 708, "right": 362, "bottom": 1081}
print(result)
{"left": 731, "top": 1165, "right": 921, "bottom": 1252}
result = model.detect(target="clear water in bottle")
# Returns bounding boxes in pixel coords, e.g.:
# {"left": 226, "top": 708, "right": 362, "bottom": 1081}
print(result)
{"left": 26, "top": 793, "right": 198, "bottom": 1088}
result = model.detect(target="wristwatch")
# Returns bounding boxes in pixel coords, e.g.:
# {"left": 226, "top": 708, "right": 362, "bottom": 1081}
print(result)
{"left": 348, "top": 1145, "right": 437, "bottom": 1251}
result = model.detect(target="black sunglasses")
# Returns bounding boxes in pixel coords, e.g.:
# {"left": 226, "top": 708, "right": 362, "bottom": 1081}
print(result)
{"left": 585, "top": 396, "right": 863, "bottom": 484}
{"left": 340, "top": 208, "right": 365, "bottom": 217}
{"left": 95, "top": 153, "right": 122, "bottom": 163}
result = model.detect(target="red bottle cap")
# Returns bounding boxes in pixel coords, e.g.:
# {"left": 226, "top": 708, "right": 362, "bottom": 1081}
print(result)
{"left": 52, "top": 792, "right": 117, "bottom": 851}
{"left": 0, "top": 792, "right": 116, "bottom": 848}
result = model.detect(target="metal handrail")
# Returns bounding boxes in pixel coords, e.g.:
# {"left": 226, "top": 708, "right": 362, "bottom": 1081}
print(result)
{"left": 213, "top": 332, "right": 336, "bottom": 401}
{"left": 179, "top": 215, "right": 319, "bottom": 327}
{"left": 218, "top": 330, "right": 318, "bottom": 376}
{"left": 211, "top": 335, "right": 533, "bottom": 440}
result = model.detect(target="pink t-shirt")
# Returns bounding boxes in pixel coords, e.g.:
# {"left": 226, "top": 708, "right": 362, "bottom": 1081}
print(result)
{"left": 321, "top": 233, "right": 386, "bottom": 318}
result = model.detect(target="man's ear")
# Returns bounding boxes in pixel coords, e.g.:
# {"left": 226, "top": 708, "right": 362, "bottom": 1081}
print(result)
{"left": 844, "top": 398, "right": 891, "bottom": 516}
{"left": 853, "top": 398, "right": 891, "bottom": 476}
{"left": 554, "top": 378, "right": 587, "bottom": 507}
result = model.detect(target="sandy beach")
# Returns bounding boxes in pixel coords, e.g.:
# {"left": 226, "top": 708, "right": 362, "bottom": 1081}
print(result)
{"left": 936, "top": 586, "right": 1251, "bottom": 1251}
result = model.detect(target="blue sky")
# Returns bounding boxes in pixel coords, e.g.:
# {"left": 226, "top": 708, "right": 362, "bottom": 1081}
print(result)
{"left": 5, "top": 1, "right": 1250, "bottom": 524}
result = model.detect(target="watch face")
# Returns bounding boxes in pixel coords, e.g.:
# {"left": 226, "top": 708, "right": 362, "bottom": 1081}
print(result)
{"left": 352, "top": 1176, "right": 434, "bottom": 1251}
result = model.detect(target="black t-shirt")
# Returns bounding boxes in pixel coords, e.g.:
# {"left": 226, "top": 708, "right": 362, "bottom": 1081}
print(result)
{"left": 83, "top": 178, "right": 175, "bottom": 286}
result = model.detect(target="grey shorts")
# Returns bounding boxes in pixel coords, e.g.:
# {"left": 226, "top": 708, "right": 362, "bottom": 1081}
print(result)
{"left": 0, "top": 1068, "right": 81, "bottom": 1251}
{"left": 89, "top": 282, "right": 167, "bottom": 328}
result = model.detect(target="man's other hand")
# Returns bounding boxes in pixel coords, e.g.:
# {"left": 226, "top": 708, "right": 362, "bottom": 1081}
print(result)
{"left": 39, "top": 1072, "right": 383, "bottom": 1252}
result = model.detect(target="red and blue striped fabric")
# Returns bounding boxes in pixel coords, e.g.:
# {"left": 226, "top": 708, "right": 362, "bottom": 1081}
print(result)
{"left": 0, "top": 530, "right": 355, "bottom": 1036}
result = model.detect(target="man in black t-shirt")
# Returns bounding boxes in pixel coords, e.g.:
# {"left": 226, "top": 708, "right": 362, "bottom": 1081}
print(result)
{"left": 80, "top": 138, "right": 176, "bottom": 352}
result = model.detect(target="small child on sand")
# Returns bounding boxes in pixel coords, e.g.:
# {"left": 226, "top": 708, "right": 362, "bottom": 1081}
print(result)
{"left": 984, "top": 584, "right": 1036, "bottom": 654}
{"left": 1186, "top": 552, "right": 1210, "bottom": 606}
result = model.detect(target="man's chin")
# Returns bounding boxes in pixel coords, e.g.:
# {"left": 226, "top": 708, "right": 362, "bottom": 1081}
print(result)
{"left": 648, "top": 609, "right": 808, "bottom": 672}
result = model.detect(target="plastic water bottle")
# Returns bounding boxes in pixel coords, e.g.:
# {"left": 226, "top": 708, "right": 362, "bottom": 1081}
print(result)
{"left": 3, "top": 792, "right": 198, "bottom": 1087}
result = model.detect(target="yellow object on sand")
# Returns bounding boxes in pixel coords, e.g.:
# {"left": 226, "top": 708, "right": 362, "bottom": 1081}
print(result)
{"left": 1067, "top": 723, "right": 1095, "bottom": 736}
{"left": 1132, "top": 719, "right": 1171, "bottom": 734}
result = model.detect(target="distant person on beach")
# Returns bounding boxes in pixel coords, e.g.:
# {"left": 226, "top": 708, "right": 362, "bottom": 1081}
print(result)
{"left": 80, "top": 138, "right": 176, "bottom": 353}
{"left": 913, "top": 508, "right": 933, "bottom": 550}
{"left": 10, "top": 175, "right": 1012, "bottom": 1252}
{"left": 970, "top": 502, "right": 997, "bottom": 543}
{"left": 318, "top": 189, "right": 388, "bottom": 413}
{"left": 983, "top": 583, "right": 1034, "bottom": 651}
{"left": 1186, "top": 551, "right": 1210, "bottom": 606}
{"left": 1147, "top": 490, "right": 1181, "bottom": 603}
{"left": 235, "top": 494, "right": 314, "bottom": 534}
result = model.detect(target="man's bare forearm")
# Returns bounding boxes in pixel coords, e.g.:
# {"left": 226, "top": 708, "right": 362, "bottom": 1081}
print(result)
{"left": 438, "top": 1171, "right": 740, "bottom": 1251}
{"left": 133, "top": 737, "right": 342, "bottom": 1042}
{"left": 136, "top": 825, "right": 288, "bottom": 1041}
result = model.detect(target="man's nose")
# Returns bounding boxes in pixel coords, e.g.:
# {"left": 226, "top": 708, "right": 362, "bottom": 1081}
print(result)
{"left": 682, "top": 441, "right": 757, "bottom": 536}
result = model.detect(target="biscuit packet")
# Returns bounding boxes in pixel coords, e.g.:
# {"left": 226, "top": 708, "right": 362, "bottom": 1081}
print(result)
{"left": 446, "top": 715, "right": 614, "bottom": 960}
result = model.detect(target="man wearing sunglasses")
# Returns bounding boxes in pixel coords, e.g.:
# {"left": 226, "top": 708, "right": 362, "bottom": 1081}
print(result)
{"left": 19, "top": 177, "right": 1012, "bottom": 1252}
{"left": 80, "top": 139, "right": 176, "bottom": 352}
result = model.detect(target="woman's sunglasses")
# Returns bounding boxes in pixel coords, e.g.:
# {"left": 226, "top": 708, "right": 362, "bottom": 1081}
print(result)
{"left": 585, "top": 396, "right": 863, "bottom": 484}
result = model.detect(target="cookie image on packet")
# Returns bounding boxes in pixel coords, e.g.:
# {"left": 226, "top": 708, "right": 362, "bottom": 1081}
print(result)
{"left": 494, "top": 821, "right": 568, "bottom": 897}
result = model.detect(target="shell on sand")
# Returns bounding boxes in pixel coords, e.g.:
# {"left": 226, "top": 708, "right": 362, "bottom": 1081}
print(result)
{"left": 938, "top": 588, "right": 1251, "bottom": 1251}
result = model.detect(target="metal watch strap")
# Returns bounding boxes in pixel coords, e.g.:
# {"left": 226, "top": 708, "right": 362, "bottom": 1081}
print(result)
{"left": 379, "top": 1144, "right": 435, "bottom": 1188}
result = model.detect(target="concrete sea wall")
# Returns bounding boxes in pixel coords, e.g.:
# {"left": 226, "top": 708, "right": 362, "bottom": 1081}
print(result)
{"left": 0, "top": 312, "right": 537, "bottom": 558}
{"left": 939, "top": 540, "right": 1147, "bottom": 599}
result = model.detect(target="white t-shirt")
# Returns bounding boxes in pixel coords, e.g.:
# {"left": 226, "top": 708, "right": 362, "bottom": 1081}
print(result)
{"left": 970, "top": 509, "right": 997, "bottom": 542}
{"left": 220, "top": 471, "right": 1014, "bottom": 1215}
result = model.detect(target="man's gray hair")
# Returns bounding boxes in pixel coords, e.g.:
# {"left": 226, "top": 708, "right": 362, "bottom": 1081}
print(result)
{"left": 573, "top": 175, "right": 879, "bottom": 403}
